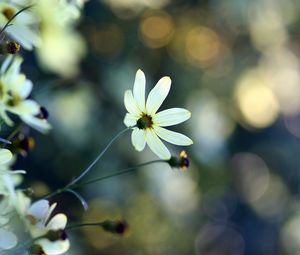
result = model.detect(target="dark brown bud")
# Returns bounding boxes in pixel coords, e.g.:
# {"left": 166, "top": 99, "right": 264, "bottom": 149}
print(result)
{"left": 45, "top": 229, "right": 68, "bottom": 242}
{"left": 6, "top": 41, "right": 20, "bottom": 54}
{"left": 0, "top": 41, "right": 20, "bottom": 55}
{"left": 168, "top": 150, "right": 190, "bottom": 171}
{"left": 9, "top": 131, "right": 35, "bottom": 157}
{"left": 102, "top": 220, "right": 129, "bottom": 235}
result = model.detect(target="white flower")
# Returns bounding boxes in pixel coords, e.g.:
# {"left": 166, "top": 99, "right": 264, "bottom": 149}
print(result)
{"left": 34, "top": 0, "right": 86, "bottom": 77}
{"left": 124, "top": 69, "right": 193, "bottom": 159}
{"left": 25, "top": 200, "right": 70, "bottom": 255}
{"left": 0, "top": 56, "right": 51, "bottom": 133}
{"left": 0, "top": 2, "right": 41, "bottom": 50}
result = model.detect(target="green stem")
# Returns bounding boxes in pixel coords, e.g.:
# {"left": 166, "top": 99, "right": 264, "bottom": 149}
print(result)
{"left": 66, "top": 222, "right": 104, "bottom": 230}
{"left": 67, "top": 127, "right": 131, "bottom": 186}
{"left": 73, "top": 159, "right": 166, "bottom": 189}
{"left": 43, "top": 159, "right": 166, "bottom": 200}
{"left": 43, "top": 127, "right": 131, "bottom": 199}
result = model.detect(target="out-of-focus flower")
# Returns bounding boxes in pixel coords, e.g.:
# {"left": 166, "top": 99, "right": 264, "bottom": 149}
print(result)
{"left": 0, "top": 2, "right": 41, "bottom": 50}
{"left": 33, "top": 0, "right": 86, "bottom": 77}
{"left": 0, "top": 149, "right": 24, "bottom": 253}
{"left": 0, "top": 56, "right": 51, "bottom": 133}
{"left": 124, "top": 69, "right": 192, "bottom": 159}
{"left": 24, "top": 199, "right": 70, "bottom": 255}
{"left": 0, "top": 194, "right": 18, "bottom": 252}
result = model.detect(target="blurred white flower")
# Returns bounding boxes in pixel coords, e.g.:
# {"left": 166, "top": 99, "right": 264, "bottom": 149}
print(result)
{"left": 0, "top": 2, "right": 41, "bottom": 50}
{"left": 0, "top": 56, "right": 51, "bottom": 133}
{"left": 25, "top": 199, "right": 70, "bottom": 255}
{"left": 34, "top": 0, "right": 86, "bottom": 77}
{"left": 124, "top": 69, "right": 192, "bottom": 159}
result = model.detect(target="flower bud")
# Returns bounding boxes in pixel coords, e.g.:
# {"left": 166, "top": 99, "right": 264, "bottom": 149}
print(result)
{"left": 44, "top": 229, "right": 68, "bottom": 242}
{"left": 8, "top": 130, "right": 35, "bottom": 157}
{"left": 167, "top": 150, "right": 190, "bottom": 171}
{"left": 101, "top": 220, "right": 129, "bottom": 235}
{"left": 0, "top": 41, "right": 20, "bottom": 54}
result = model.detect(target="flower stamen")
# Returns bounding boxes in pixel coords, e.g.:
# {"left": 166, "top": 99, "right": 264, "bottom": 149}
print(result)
{"left": 137, "top": 114, "right": 153, "bottom": 130}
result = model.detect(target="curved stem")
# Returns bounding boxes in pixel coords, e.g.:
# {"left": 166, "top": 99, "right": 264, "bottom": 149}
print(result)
{"left": 43, "top": 127, "right": 131, "bottom": 200}
{"left": 42, "top": 159, "right": 166, "bottom": 200}
{"left": 67, "top": 127, "right": 131, "bottom": 187}
{"left": 73, "top": 159, "right": 166, "bottom": 189}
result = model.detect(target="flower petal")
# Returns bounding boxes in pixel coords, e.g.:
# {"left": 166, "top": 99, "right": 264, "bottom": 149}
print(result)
{"left": 8, "top": 100, "right": 40, "bottom": 116}
{"left": 0, "top": 229, "right": 17, "bottom": 250}
{"left": 37, "top": 239, "right": 70, "bottom": 255}
{"left": 21, "top": 115, "right": 52, "bottom": 134}
{"left": 153, "top": 108, "right": 191, "bottom": 127}
{"left": 131, "top": 128, "right": 146, "bottom": 151}
{"left": 27, "top": 200, "right": 50, "bottom": 221}
{"left": 146, "top": 76, "right": 171, "bottom": 115}
{"left": 133, "top": 69, "right": 146, "bottom": 112}
{"left": 47, "top": 214, "right": 67, "bottom": 230}
{"left": 145, "top": 130, "right": 171, "bottom": 159}
{"left": 44, "top": 203, "right": 57, "bottom": 226}
{"left": 154, "top": 126, "right": 193, "bottom": 146}
{"left": 19, "top": 80, "right": 33, "bottom": 99}
{"left": 124, "top": 113, "right": 137, "bottom": 127}
{"left": 0, "top": 149, "right": 12, "bottom": 165}
{"left": 124, "top": 90, "right": 140, "bottom": 116}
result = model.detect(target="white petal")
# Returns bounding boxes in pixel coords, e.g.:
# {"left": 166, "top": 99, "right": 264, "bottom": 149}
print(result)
{"left": 0, "top": 229, "right": 17, "bottom": 249}
{"left": 133, "top": 69, "right": 146, "bottom": 112}
{"left": 27, "top": 200, "right": 50, "bottom": 221}
{"left": 1, "top": 56, "right": 13, "bottom": 74}
{"left": 146, "top": 76, "right": 171, "bottom": 115}
{"left": 154, "top": 126, "right": 193, "bottom": 146}
{"left": 124, "top": 90, "right": 141, "bottom": 116}
{"left": 19, "top": 80, "right": 33, "bottom": 99}
{"left": 145, "top": 130, "right": 171, "bottom": 159}
{"left": 37, "top": 239, "right": 70, "bottom": 255}
{"left": 44, "top": 203, "right": 57, "bottom": 225}
{"left": 131, "top": 128, "right": 146, "bottom": 151}
{"left": 8, "top": 100, "right": 40, "bottom": 116}
{"left": 47, "top": 214, "right": 67, "bottom": 230}
{"left": 21, "top": 115, "right": 52, "bottom": 134}
{"left": 0, "top": 149, "right": 12, "bottom": 165}
{"left": 123, "top": 113, "right": 137, "bottom": 127}
{"left": 153, "top": 108, "right": 191, "bottom": 127}
{"left": 0, "top": 109, "right": 13, "bottom": 126}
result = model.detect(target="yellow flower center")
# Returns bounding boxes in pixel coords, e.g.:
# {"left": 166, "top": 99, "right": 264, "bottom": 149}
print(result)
{"left": 137, "top": 114, "right": 153, "bottom": 129}
{"left": 7, "top": 93, "right": 21, "bottom": 107}
{"left": 26, "top": 214, "right": 38, "bottom": 225}
{"left": 2, "top": 7, "right": 15, "bottom": 20}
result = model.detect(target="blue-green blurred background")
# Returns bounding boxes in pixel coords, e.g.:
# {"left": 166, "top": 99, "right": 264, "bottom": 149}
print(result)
{"left": 10, "top": 0, "right": 300, "bottom": 254}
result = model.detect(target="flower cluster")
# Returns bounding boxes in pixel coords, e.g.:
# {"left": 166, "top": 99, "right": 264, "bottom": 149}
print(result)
{"left": 0, "top": 1, "right": 193, "bottom": 254}
{"left": 0, "top": 153, "right": 69, "bottom": 254}
{"left": 0, "top": 0, "right": 86, "bottom": 77}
